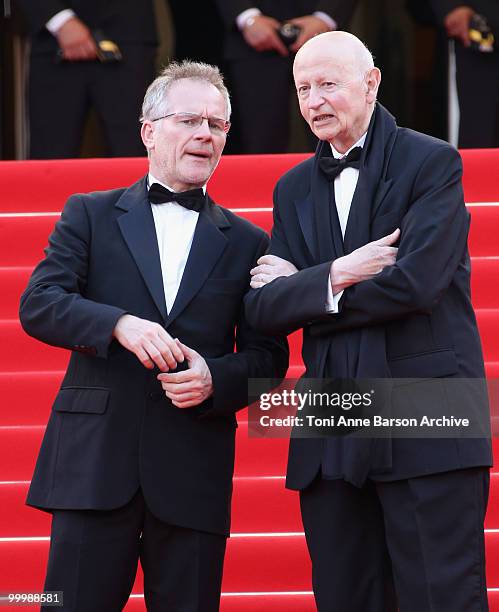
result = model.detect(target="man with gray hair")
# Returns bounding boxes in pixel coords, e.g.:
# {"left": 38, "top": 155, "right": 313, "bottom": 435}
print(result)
{"left": 19, "top": 60, "right": 288, "bottom": 611}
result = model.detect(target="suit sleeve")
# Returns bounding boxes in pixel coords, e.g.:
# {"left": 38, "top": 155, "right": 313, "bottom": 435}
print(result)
{"left": 19, "top": 195, "right": 127, "bottom": 358}
{"left": 215, "top": 0, "right": 256, "bottom": 29}
{"left": 314, "top": 0, "right": 360, "bottom": 28}
{"left": 205, "top": 231, "right": 289, "bottom": 416}
{"left": 16, "top": 0, "right": 72, "bottom": 33}
{"left": 244, "top": 180, "right": 334, "bottom": 336}
{"left": 246, "top": 144, "right": 469, "bottom": 337}
{"left": 310, "top": 144, "right": 470, "bottom": 335}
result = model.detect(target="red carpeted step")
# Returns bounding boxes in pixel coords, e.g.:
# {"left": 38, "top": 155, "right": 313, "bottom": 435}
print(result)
{"left": 0, "top": 420, "right": 290, "bottom": 482}
{"left": 3, "top": 532, "right": 499, "bottom": 595}
{"left": 472, "top": 258, "right": 499, "bottom": 309}
{"left": 4, "top": 362, "right": 499, "bottom": 429}
{"left": 0, "top": 152, "right": 496, "bottom": 213}
{"left": 0, "top": 319, "right": 303, "bottom": 374}
{"left": 0, "top": 367, "right": 306, "bottom": 428}
{"left": 8, "top": 591, "right": 499, "bottom": 612}
{"left": 1, "top": 205, "right": 499, "bottom": 267}
{"left": 1, "top": 418, "right": 499, "bottom": 483}
{"left": 0, "top": 536, "right": 312, "bottom": 594}
{"left": 3, "top": 257, "right": 499, "bottom": 321}
{"left": 2, "top": 310, "right": 499, "bottom": 373}
{"left": 0, "top": 155, "right": 311, "bottom": 213}
{"left": 0, "top": 320, "right": 70, "bottom": 372}
{"left": 1, "top": 267, "right": 33, "bottom": 319}
{"left": 0, "top": 371, "right": 61, "bottom": 426}
{"left": 124, "top": 594, "right": 317, "bottom": 612}
{"left": 0, "top": 477, "right": 301, "bottom": 538}
{"left": 5, "top": 472, "right": 499, "bottom": 538}
{"left": 469, "top": 206, "right": 499, "bottom": 257}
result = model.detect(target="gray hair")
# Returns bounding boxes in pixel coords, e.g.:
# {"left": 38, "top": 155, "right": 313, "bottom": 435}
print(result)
{"left": 140, "top": 60, "right": 231, "bottom": 122}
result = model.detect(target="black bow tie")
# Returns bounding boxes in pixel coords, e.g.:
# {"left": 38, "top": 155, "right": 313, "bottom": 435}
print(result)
{"left": 148, "top": 182, "right": 206, "bottom": 212}
{"left": 319, "top": 146, "right": 362, "bottom": 181}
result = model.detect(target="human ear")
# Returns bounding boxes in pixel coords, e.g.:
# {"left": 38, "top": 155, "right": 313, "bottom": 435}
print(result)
{"left": 140, "top": 121, "right": 155, "bottom": 151}
{"left": 365, "top": 67, "right": 381, "bottom": 103}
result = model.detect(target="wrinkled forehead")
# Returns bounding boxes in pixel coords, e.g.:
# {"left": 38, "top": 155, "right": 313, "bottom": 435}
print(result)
{"left": 293, "top": 50, "right": 358, "bottom": 85}
{"left": 166, "top": 78, "right": 227, "bottom": 115}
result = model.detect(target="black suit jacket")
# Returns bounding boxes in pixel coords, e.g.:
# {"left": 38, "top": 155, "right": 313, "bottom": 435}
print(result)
{"left": 245, "top": 104, "right": 492, "bottom": 489}
{"left": 215, "top": 0, "right": 359, "bottom": 59}
{"left": 16, "top": 0, "right": 157, "bottom": 54}
{"left": 19, "top": 177, "right": 288, "bottom": 536}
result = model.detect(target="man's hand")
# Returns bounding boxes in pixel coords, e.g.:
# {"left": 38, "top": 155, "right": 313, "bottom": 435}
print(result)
{"left": 113, "top": 314, "right": 185, "bottom": 371}
{"left": 289, "top": 15, "right": 332, "bottom": 52}
{"left": 55, "top": 16, "right": 98, "bottom": 61}
{"left": 331, "top": 229, "right": 400, "bottom": 294}
{"left": 444, "top": 6, "right": 474, "bottom": 46}
{"left": 157, "top": 340, "right": 213, "bottom": 408}
{"left": 250, "top": 254, "right": 299, "bottom": 288}
{"left": 242, "top": 15, "right": 289, "bottom": 56}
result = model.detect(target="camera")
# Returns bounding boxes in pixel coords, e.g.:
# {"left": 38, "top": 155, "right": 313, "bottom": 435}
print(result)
{"left": 278, "top": 23, "right": 301, "bottom": 47}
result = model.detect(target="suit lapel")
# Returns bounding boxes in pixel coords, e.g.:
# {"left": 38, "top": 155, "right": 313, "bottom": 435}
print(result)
{"left": 343, "top": 104, "right": 398, "bottom": 252}
{"left": 165, "top": 196, "right": 230, "bottom": 329}
{"left": 116, "top": 177, "right": 168, "bottom": 321}
{"left": 311, "top": 142, "right": 342, "bottom": 263}
{"left": 372, "top": 178, "right": 394, "bottom": 219}
{"left": 293, "top": 194, "right": 317, "bottom": 262}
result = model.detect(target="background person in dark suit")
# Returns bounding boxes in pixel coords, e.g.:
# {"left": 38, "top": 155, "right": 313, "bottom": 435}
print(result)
{"left": 245, "top": 31, "right": 491, "bottom": 611}
{"left": 431, "top": 0, "right": 499, "bottom": 147}
{"left": 215, "top": 0, "right": 359, "bottom": 153}
{"left": 17, "top": 0, "right": 158, "bottom": 158}
{"left": 19, "top": 60, "right": 288, "bottom": 611}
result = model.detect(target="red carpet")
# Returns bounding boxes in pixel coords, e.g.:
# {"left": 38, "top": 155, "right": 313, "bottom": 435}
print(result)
{"left": 0, "top": 153, "right": 498, "bottom": 610}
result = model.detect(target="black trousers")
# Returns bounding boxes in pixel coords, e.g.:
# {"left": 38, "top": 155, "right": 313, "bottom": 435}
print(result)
{"left": 28, "top": 45, "right": 156, "bottom": 159}
{"left": 300, "top": 467, "right": 489, "bottom": 612}
{"left": 227, "top": 55, "right": 294, "bottom": 154}
{"left": 42, "top": 489, "right": 227, "bottom": 612}
{"left": 455, "top": 44, "right": 499, "bottom": 148}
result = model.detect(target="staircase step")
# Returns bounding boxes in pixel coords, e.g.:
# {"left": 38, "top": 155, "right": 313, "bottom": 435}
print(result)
{"left": 0, "top": 320, "right": 303, "bottom": 373}
{"left": 2, "top": 308, "right": 498, "bottom": 373}
{"left": 0, "top": 420, "right": 290, "bottom": 482}
{"left": 468, "top": 205, "right": 499, "bottom": 257}
{"left": 0, "top": 535, "right": 312, "bottom": 594}
{"left": 3, "top": 257, "right": 499, "bottom": 320}
{"left": 4, "top": 471, "right": 499, "bottom": 539}
{"left": 1, "top": 205, "right": 499, "bottom": 266}
{"left": 5, "top": 363, "right": 499, "bottom": 428}
{"left": 2, "top": 532, "right": 499, "bottom": 595}
{"left": 0, "top": 421, "right": 498, "bottom": 490}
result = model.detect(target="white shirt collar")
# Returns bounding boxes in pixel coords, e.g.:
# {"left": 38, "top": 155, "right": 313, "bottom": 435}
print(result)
{"left": 148, "top": 172, "right": 207, "bottom": 195}
{"left": 329, "top": 132, "right": 367, "bottom": 159}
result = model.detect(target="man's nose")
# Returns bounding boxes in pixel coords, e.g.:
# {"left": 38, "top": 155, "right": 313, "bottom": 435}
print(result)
{"left": 307, "top": 86, "right": 324, "bottom": 110}
{"left": 194, "top": 117, "right": 213, "bottom": 139}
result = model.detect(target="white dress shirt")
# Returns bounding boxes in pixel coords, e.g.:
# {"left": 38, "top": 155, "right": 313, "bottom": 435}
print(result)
{"left": 46, "top": 9, "right": 76, "bottom": 34}
{"left": 326, "top": 132, "right": 368, "bottom": 313}
{"left": 236, "top": 8, "right": 337, "bottom": 31}
{"left": 148, "top": 174, "right": 203, "bottom": 314}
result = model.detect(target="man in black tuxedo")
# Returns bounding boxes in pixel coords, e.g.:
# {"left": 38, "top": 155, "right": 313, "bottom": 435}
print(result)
{"left": 17, "top": 0, "right": 158, "bottom": 158}
{"left": 19, "top": 61, "right": 288, "bottom": 611}
{"left": 430, "top": 0, "right": 499, "bottom": 147}
{"left": 215, "top": 1, "right": 358, "bottom": 153}
{"left": 245, "top": 31, "right": 491, "bottom": 611}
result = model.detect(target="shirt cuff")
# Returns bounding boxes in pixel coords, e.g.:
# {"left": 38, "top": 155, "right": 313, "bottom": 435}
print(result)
{"left": 325, "top": 273, "right": 343, "bottom": 313}
{"left": 46, "top": 9, "right": 76, "bottom": 34}
{"left": 313, "top": 11, "right": 337, "bottom": 30}
{"left": 236, "top": 8, "right": 262, "bottom": 30}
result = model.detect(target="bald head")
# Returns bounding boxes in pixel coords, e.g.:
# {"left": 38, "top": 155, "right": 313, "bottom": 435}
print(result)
{"left": 294, "top": 31, "right": 374, "bottom": 80}
{"left": 293, "top": 31, "right": 380, "bottom": 153}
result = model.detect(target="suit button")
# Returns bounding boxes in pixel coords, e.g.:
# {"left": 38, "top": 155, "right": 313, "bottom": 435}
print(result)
{"left": 149, "top": 391, "right": 163, "bottom": 402}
